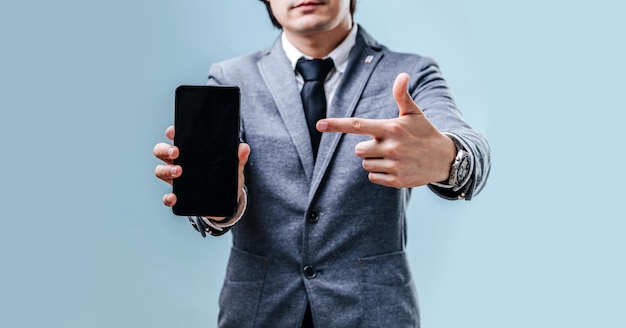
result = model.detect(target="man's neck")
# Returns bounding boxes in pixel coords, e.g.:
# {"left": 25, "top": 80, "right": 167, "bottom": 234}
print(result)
{"left": 284, "top": 22, "right": 353, "bottom": 59}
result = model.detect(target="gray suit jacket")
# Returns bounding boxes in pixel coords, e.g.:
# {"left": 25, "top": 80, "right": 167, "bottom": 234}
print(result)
{"left": 206, "top": 26, "right": 490, "bottom": 328}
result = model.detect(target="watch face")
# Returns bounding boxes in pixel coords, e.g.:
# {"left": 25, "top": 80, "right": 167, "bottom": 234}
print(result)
{"left": 457, "top": 156, "right": 471, "bottom": 184}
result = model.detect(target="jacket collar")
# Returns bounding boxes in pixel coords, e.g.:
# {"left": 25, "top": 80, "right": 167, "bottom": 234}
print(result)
{"left": 257, "top": 25, "right": 385, "bottom": 193}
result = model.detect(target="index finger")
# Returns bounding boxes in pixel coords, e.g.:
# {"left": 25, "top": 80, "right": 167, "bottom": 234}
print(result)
{"left": 317, "top": 117, "right": 387, "bottom": 138}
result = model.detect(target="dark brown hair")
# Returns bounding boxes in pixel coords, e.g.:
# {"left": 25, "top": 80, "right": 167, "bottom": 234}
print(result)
{"left": 260, "top": 0, "right": 357, "bottom": 29}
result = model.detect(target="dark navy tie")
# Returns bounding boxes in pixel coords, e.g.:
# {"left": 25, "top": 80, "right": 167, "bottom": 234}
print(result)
{"left": 296, "top": 57, "right": 334, "bottom": 159}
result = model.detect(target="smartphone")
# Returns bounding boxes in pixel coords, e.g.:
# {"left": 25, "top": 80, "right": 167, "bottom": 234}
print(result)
{"left": 172, "top": 85, "right": 240, "bottom": 217}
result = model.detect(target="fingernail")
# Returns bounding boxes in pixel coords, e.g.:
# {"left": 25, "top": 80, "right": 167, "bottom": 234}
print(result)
{"left": 170, "top": 167, "right": 177, "bottom": 176}
{"left": 317, "top": 121, "right": 328, "bottom": 131}
{"left": 167, "top": 147, "right": 175, "bottom": 156}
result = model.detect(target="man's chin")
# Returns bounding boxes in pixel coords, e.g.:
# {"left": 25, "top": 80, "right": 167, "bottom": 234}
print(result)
{"left": 288, "top": 18, "right": 334, "bottom": 34}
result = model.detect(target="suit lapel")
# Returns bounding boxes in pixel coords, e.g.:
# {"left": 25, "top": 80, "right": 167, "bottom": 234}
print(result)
{"left": 258, "top": 38, "right": 316, "bottom": 180}
{"left": 309, "top": 28, "right": 385, "bottom": 202}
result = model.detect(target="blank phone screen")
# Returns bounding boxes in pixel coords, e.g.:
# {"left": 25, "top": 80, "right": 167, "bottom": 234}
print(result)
{"left": 172, "top": 85, "right": 240, "bottom": 217}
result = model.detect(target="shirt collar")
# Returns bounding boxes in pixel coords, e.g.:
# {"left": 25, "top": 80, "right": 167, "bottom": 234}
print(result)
{"left": 282, "top": 24, "right": 358, "bottom": 74}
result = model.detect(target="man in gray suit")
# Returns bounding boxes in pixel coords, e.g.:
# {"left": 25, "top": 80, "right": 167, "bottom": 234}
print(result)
{"left": 154, "top": 0, "right": 490, "bottom": 327}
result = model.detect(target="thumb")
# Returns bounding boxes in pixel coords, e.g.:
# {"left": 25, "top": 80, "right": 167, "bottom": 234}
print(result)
{"left": 238, "top": 143, "right": 251, "bottom": 169}
{"left": 393, "top": 73, "right": 422, "bottom": 116}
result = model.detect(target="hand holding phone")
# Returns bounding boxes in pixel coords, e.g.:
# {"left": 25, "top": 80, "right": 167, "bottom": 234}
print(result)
{"left": 172, "top": 85, "right": 241, "bottom": 217}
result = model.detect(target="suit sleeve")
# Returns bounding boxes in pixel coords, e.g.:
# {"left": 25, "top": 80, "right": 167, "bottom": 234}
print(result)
{"left": 410, "top": 57, "right": 491, "bottom": 200}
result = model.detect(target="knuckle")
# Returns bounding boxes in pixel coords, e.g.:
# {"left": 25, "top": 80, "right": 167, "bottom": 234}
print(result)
{"left": 385, "top": 121, "right": 404, "bottom": 135}
{"left": 384, "top": 175, "right": 401, "bottom": 189}
{"left": 351, "top": 118, "right": 363, "bottom": 131}
{"left": 154, "top": 143, "right": 169, "bottom": 158}
{"left": 163, "top": 194, "right": 174, "bottom": 206}
{"left": 155, "top": 165, "right": 163, "bottom": 177}
{"left": 384, "top": 143, "right": 400, "bottom": 159}
{"left": 153, "top": 143, "right": 163, "bottom": 156}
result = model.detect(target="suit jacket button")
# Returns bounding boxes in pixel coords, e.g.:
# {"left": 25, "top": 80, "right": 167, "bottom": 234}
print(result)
{"left": 307, "top": 210, "right": 319, "bottom": 223}
{"left": 303, "top": 266, "right": 317, "bottom": 279}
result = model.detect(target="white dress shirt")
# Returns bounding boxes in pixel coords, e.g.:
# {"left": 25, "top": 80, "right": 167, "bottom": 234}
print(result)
{"left": 281, "top": 24, "right": 358, "bottom": 108}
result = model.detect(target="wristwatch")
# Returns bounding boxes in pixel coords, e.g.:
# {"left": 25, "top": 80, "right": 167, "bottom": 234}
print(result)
{"left": 448, "top": 147, "right": 471, "bottom": 189}
{"left": 431, "top": 137, "right": 472, "bottom": 190}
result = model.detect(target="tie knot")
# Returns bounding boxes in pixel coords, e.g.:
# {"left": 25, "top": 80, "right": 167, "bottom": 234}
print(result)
{"left": 296, "top": 57, "right": 334, "bottom": 82}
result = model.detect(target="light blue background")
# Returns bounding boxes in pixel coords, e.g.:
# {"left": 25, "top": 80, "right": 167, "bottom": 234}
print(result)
{"left": 1, "top": 0, "right": 624, "bottom": 327}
